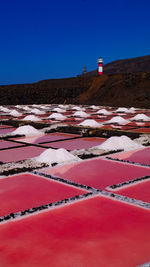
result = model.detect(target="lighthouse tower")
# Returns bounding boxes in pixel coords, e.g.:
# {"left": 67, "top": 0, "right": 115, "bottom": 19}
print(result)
{"left": 98, "top": 58, "right": 103, "bottom": 75}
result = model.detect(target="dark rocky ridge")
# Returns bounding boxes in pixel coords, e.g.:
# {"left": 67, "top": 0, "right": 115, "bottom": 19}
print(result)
{"left": 0, "top": 55, "right": 150, "bottom": 108}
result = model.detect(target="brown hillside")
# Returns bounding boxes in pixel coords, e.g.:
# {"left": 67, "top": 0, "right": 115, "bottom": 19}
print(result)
{"left": 78, "top": 72, "right": 150, "bottom": 108}
{"left": 0, "top": 55, "right": 150, "bottom": 108}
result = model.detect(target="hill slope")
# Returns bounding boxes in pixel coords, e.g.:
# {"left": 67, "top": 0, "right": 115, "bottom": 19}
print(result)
{"left": 85, "top": 55, "right": 150, "bottom": 76}
{"left": 0, "top": 55, "right": 150, "bottom": 108}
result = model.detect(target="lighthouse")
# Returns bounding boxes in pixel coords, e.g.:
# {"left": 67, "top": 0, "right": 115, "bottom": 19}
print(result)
{"left": 98, "top": 58, "right": 103, "bottom": 75}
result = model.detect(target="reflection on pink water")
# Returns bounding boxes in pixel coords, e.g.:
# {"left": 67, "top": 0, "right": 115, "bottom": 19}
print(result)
{"left": 0, "top": 196, "right": 150, "bottom": 266}
{"left": 114, "top": 179, "right": 150, "bottom": 203}
{"left": 42, "top": 158, "right": 150, "bottom": 190}
{"left": 0, "top": 173, "right": 86, "bottom": 217}
{"left": 110, "top": 147, "right": 150, "bottom": 165}
{"left": 11, "top": 132, "right": 80, "bottom": 144}
{"left": 42, "top": 137, "right": 106, "bottom": 150}
{"left": 0, "top": 146, "right": 45, "bottom": 163}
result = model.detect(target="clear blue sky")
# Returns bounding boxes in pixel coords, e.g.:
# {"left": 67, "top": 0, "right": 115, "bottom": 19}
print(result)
{"left": 0, "top": 0, "right": 150, "bottom": 85}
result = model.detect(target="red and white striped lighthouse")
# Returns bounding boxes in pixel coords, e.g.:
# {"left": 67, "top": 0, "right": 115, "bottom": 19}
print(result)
{"left": 98, "top": 58, "right": 103, "bottom": 75}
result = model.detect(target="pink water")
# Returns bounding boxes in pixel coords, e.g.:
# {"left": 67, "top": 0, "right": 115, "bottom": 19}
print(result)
{"left": 110, "top": 147, "right": 150, "bottom": 165}
{"left": 131, "top": 128, "right": 150, "bottom": 133}
{"left": 42, "top": 137, "right": 106, "bottom": 150}
{"left": 0, "top": 196, "right": 150, "bottom": 266}
{"left": 11, "top": 132, "right": 80, "bottom": 144}
{"left": 42, "top": 158, "right": 150, "bottom": 190}
{"left": 0, "top": 173, "right": 86, "bottom": 217}
{"left": 113, "top": 179, "right": 150, "bottom": 203}
{"left": 0, "top": 146, "right": 45, "bottom": 163}
{"left": 0, "top": 128, "right": 16, "bottom": 134}
{"left": 0, "top": 140, "right": 25, "bottom": 150}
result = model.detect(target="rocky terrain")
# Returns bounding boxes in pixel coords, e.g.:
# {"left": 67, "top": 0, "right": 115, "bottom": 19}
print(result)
{"left": 0, "top": 55, "right": 150, "bottom": 108}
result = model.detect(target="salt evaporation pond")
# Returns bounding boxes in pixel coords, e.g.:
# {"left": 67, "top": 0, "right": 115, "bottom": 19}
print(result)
{"left": 41, "top": 137, "right": 106, "bottom": 150}
{"left": 111, "top": 179, "right": 150, "bottom": 203}
{"left": 0, "top": 196, "right": 150, "bottom": 267}
{"left": 0, "top": 173, "right": 86, "bottom": 217}
{"left": 109, "top": 146, "right": 150, "bottom": 165}
{"left": 0, "top": 104, "right": 150, "bottom": 266}
{"left": 41, "top": 157, "right": 150, "bottom": 190}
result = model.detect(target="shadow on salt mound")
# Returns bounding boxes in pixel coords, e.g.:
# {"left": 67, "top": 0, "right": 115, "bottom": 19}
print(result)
{"left": 11, "top": 125, "right": 44, "bottom": 136}
{"left": 48, "top": 113, "right": 67, "bottom": 120}
{"left": 23, "top": 115, "right": 40, "bottom": 121}
{"left": 96, "top": 136, "right": 144, "bottom": 151}
{"left": 105, "top": 116, "right": 130, "bottom": 125}
{"left": 78, "top": 119, "right": 101, "bottom": 128}
{"left": 35, "top": 148, "right": 80, "bottom": 166}
{"left": 130, "top": 114, "right": 150, "bottom": 121}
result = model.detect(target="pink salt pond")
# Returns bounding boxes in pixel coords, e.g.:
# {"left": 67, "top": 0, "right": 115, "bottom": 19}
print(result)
{"left": 11, "top": 132, "right": 80, "bottom": 145}
{"left": 42, "top": 137, "right": 106, "bottom": 150}
{"left": 0, "top": 196, "right": 150, "bottom": 266}
{"left": 0, "top": 140, "right": 26, "bottom": 150}
{"left": 41, "top": 158, "right": 150, "bottom": 190}
{"left": 109, "top": 147, "right": 150, "bottom": 165}
{"left": 0, "top": 146, "right": 45, "bottom": 163}
{"left": 0, "top": 127, "right": 16, "bottom": 134}
{"left": 131, "top": 127, "right": 150, "bottom": 133}
{"left": 0, "top": 173, "right": 86, "bottom": 217}
{"left": 109, "top": 179, "right": 150, "bottom": 204}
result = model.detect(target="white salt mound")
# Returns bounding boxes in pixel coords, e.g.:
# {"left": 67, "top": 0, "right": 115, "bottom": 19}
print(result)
{"left": 90, "top": 105, "right": 99, "bottom": 110}
{"left": 116, "top": 107, "right": 131, "bottom": 113}
{"left": 96, "top": 109, "right": 111, "bottom": 115}
{"left": 35, "top": 148, "right": 80, "bottom": 166}
{"left": 52, "top": 107, "right": 66, "bottom": 113}
{"left": 79, "top": 119, "right": 100, "bottom": 127}
{"left": 9, "top": 110, "right": 22, "bottom": 117}
{"left": 11, "top": 125, "right": 44, "bottom": 136}
{"left": 96, "top": 136, "right": 144, "bottom": 151}
{"left": 105, "top": 116, "right": 130, "bottom": 125}
{"left": 23, "top": 106, "right": 31, "bottom": 111}
{"left": 73, "top": 111, "right": 88, "bottom": 117}
{"left": 130, "top": 114, "right": 150, "bottom": 121}
{"left": 23, "top": 115, "right": 40, "bottom": 121}
{"left": 48, "top": 113, "right": 67, "bottom": 120}
{"left": 72, "top": 106, "right": 85, "bottom": 111}
{"left": 30, "top": 108, "right": 43, "bottom": 114}
{"left": 0, "top": 107, "right": 10, "bottom": 113}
